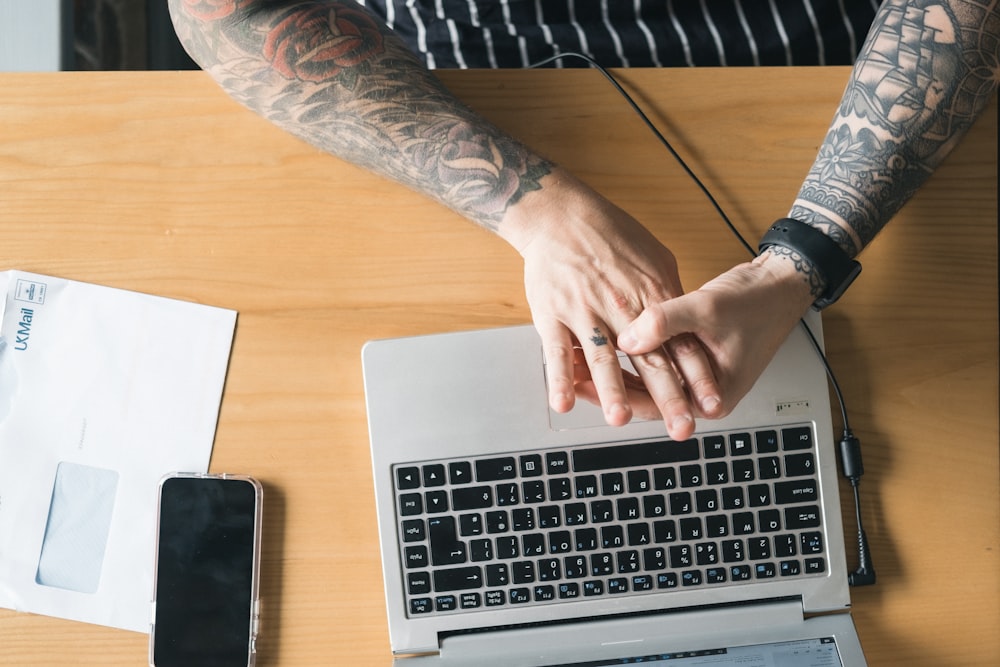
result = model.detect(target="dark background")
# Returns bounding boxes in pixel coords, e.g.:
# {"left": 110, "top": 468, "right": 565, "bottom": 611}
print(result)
{"left": 72, "top": 0, "right": 196, "bottom": 70}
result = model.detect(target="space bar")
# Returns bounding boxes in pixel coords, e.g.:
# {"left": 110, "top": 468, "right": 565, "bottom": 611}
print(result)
{"left": 573, "top": 439, "right": 700, "bottom": 472}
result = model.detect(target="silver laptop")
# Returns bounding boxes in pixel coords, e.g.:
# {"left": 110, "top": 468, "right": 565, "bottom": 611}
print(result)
{"left": 362, "top": 313, "right": 867, "bottom": 666}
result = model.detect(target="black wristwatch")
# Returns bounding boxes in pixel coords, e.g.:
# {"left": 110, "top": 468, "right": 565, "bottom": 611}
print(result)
{"left": 758, "top": 218, "right": 862, "bottom": 310}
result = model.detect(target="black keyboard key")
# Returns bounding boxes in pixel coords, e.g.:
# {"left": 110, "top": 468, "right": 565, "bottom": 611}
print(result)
{"left": 748, "top": 484, "right": 771, "bottom": 507}
{"left": 784, "top": 505, "right": 822, "bottom": 529}
{"left": 758, "top": 509, "right": 782, "bottom": 532}
{"left": 435, "top": 595, "right": 457, "bottom": 611}
{"left": 679, "top": 464, "right": 703, "bottom": 487}
{"left": 496, "top": 483, "right": 520, "bottom": 506}
{"left": 399, "top": 493, "right": 423, "bottom": 516}
{"left": 433, "top": 566, "right": 483, "bottom": 592}
{"left": 425, "top": 490, "right": 448, "bottom": 513}
{"left": 549, "top": 478, "right": 573, "bottom": 501}
{"left": 485, "top": 590, "right": 505, "bottom": 606}
{"left": 703, "top": 435, "right": 726, "bottom": 458}
{"left": 546, "top": 451, "right": 570, "bottom": 475}
{"left": 486, "top": 564, "right": 509, "bottom": 586}
{"left": 396, "top": 467, "right": 421, "bottom": 490}
{"left": 408, "top": 571, "right": 431, "bottom": 594}
{"left": 422, "top": 464, "right": 446, "bottom": 487}
{"left": 774, "top": 480, "right": 819, "bottom": 504}
{"left": 538, "top": 558, "right": 561, "bottom": 581}
{"left": 405, "top": 546, "right": 429, "bottom": 568}
{"left": 486, "top": 510, "right": 509, "bottom": 533}
{"left": 653, "top": 467, "right": 677, "bottom": 490}
{"left": 512, "top": 560, "right": 535, "bottom": 584}
{"left": 805, "top": 557, "right": 826, "bottom": 573}
{"left": 801, "top": 531, "right": 824, "bottom": 554}
{"left": 758, "top": 456, "right": 781, "bottom": 480}
{"left": 459, "top": 513, "right": 483, "bottom": 536}
{"left": 755, "top": 430, "right": 780, "bottom": 453}
{"left": 522, "top": 533, "right": 545, "bottom": 556}
{"left": 784, "top": 453, "right": 816, "bottom": 476}
{"left": 470, "top": 539, "right": 493, "bottom": 562}
{"left": 707, "top": 462, "right": 729, "bottom": 485}
{"left": 449, "top": 461, "right": 473, "bottom": 485}
{"left": 538, "top": 505, "right": 562, "bottom": 528}
{"left": 534, "top": 585, "right": 556, "bottom": 601}
{"left": 520, "top": 454, "right": 543, "bottom": 477}
{"left": 774, "top": 534, "right": 798, "bottom": 557}
{"left": 628, "top": 470, "right": 651, "bottom": 493}
{"left": 476, "top": 457, "right": 517, "bottom": 481}
{"left": 729, "top": 432, "right": 753, "bottom": 456}
{"left": 410, "top": 598, "right": 432, "bottom": 614}
{"left": 461, "top": 592, "right": 482, "bottom": 608}
{"left": 573, "top": 438, "right": 699, "bottom": 473}
{"left": 782, "top": 426, "right": 814, "bottom": 450}
{"left": 428, "top": 516, "right": 466, "bottom": 565}
{"left": 601, "top": 472, "right": 625, "bottom": 495}
{"left": 780, "top": 560, "right": 802, "bottom": 576}
{"left": 401, "top": 519, "right": 426, "bottom": 542}
{"left": 576, "top": 475, "right": 599, "bottom": 498}
{"left": 510, "top": 588, "right": 531, "bottom": 603}
{"left": 523, "top": 480, "right": 546, "bottom": 503}
{"left": 495, "top": 536, "right": 519, "bottom": 559}
{"left": 452, "top": 486, "right": 493, "bottom": 511}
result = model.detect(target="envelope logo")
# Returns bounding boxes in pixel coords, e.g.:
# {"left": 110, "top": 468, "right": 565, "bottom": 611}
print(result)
{"left": 14, "top": 279, "right": 47, "bottom": 305}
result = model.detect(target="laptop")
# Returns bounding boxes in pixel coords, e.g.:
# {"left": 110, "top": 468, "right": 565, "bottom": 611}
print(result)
{"left": 362, "top": 312, "right": 867, "bottom": 666}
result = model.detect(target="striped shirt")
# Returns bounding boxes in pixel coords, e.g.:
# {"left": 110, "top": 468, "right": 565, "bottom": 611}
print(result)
{"left": 357, "top": 0, "right": 881, "bottom": 68}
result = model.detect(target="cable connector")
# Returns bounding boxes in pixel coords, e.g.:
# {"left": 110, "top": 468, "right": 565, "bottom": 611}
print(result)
{"left": 839, "top": 430, "right": 876, "bottom": 586}
{"left": 838, "top": 431, "right": 864, "bottom": 482}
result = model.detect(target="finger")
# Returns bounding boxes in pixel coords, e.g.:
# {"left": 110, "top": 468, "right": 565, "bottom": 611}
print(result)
{"left": 618, "top": 299, "right": 700, "bottom": 355}
{"left": 535, "top": 321, "right": 577, "bottom": 414}
{"left": 577, "top": 324, "right": 632, "bottom": 426}
{"left": 667, "top": 334, "right": 723, "bottom": 418}
{"left": 627, "top": 347, "right": 696, "bottom": 440}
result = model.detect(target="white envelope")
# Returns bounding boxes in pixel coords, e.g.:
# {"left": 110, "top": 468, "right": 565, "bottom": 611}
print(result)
{"left": 0, "top": 270, "right": 236, "bottom": 632}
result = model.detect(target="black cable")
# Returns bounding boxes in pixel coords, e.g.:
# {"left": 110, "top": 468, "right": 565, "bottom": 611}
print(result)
{"left": 530, "top": 51, "right": 875, "bottom": 586}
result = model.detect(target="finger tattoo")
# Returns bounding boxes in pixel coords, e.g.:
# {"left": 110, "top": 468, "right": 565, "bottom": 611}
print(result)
{"left": 589, "top": 328, "right": 609, "bottom": 346}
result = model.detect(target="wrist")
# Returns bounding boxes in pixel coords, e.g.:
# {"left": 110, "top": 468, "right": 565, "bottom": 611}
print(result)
{"left": 758, "top": 218, "right": 862, "bottom": 310}
{"left": 751, "top": 247, "right": 822, "bottom": 316}
{"left": 496, "top": 166, "right": 605, "bottom": 255}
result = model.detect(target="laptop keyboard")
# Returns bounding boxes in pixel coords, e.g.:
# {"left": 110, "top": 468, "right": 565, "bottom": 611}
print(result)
{"left": 393, "top": 424, "right": 826, "bottom": 617}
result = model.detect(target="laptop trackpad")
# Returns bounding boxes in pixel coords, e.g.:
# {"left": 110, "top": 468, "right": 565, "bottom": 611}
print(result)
{"left": 547, "top": 350, "right": 655, "bottom": 431}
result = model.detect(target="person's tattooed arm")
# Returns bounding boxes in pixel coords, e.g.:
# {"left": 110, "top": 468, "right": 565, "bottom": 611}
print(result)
{"left": 790, "top": 0, "right": 999, "bottom": 268}
{"left": 167, "top": 0, "right": 551, "bottom": 231}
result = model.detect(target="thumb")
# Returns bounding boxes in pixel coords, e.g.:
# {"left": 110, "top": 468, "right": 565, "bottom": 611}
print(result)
{"left": 618, "top": 298, "right": 700, "bottom": 354}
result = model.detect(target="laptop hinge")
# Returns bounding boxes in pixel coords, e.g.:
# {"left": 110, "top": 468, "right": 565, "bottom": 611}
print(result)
{"left": 435, "top": 598, "right": 805, "bottom": 664}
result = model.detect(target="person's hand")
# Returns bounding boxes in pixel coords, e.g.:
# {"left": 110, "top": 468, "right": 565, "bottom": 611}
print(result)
{"left": 616, "top": 250, "right": 817, "bottom": 420}
{"left": 499, "top": 169, "right": 722, "bottom": 440}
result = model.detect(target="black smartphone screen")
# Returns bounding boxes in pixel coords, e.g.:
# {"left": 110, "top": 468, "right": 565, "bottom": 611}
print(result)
{"left": 152, "top": 476, "right": 260, "bottom": 667}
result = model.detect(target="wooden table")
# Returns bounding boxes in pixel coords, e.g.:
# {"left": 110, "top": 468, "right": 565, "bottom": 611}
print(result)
{"left": 0, "top": 68, "right": 996, "bottom": 666}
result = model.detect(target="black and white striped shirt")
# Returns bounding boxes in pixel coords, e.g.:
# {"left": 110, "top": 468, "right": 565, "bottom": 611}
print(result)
{"left": 358, "top": 0, "right": 881, "bottom": 68}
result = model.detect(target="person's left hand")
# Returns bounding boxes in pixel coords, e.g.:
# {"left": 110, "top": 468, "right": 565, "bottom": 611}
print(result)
{"left": 615, "top": 250, "right": 817, "bottom": 421}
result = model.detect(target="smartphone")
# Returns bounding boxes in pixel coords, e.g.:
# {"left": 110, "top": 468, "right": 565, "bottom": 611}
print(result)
{"left": 150, "top": 473, "right": 263, "bottom": 667}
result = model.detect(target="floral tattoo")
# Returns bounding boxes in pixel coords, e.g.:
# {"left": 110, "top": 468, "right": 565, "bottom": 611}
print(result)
{"left": 169, "top": 0, "right": 551, "bottom": 229}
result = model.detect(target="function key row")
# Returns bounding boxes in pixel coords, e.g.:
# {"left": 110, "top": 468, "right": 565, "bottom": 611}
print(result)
{"left": 396, "top": 427, "right": 814, "bottom": 490}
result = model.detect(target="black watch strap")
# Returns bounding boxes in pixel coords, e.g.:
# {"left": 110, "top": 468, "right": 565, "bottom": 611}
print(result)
{"left": 758, "top": 218, "right": 862, "bottom": 310}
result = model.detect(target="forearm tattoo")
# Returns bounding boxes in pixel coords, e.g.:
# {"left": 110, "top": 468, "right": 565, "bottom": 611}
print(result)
{"left": 169, "top": 0, "right": 551, "bottom": 230}
{"left": 793, "top": 0, "right": 999, "bottom": 255}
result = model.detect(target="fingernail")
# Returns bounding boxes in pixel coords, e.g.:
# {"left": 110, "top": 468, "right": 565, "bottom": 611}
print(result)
{"left": 670, "top": 413, "right": 693, "bottom": 433}
{"left": 701, "top": 395, "right": 721, "bottom": 414}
